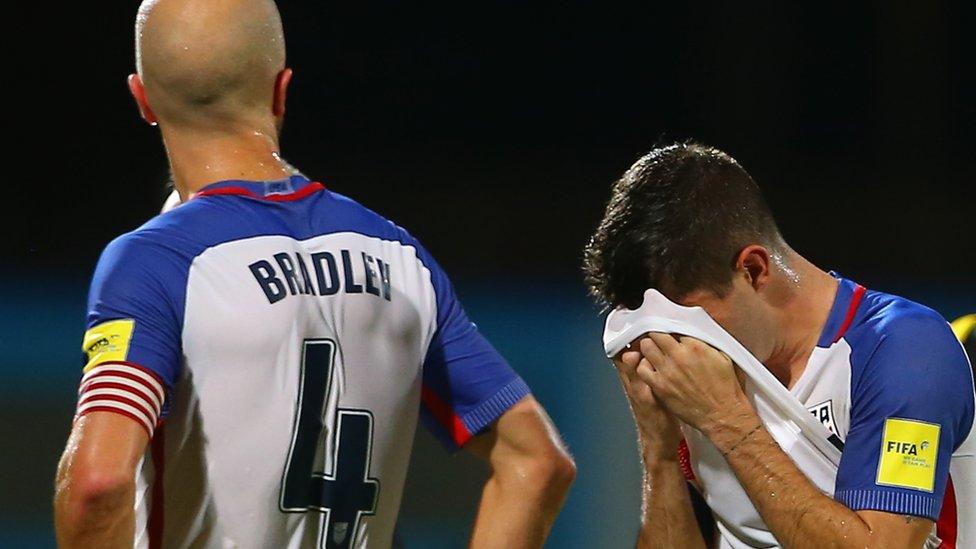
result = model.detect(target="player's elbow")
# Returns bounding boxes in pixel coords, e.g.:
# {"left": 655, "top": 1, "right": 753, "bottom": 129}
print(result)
{"left": 485, "top": 396, "right": 576, "bottom": 499}
{"left": 55, "top": 458, "right": 134, "bottom": 521}
{"left": 70, "top": 469, "right": 133, "bottom": 506}
{"left": 504, "top": 440, "right": 577, "bottom": 498}
{"left": 538, "top": 446, "right": 577, "bottom": 494}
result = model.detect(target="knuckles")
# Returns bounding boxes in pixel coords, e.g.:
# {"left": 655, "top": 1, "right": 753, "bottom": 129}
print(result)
{"left": 639, "top": 337, "right": 657, "bottom": 356}
{"left": 684, "top": 338, "right": 705, "bottom": 353}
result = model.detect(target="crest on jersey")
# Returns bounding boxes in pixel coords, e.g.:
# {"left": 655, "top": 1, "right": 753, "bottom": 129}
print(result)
{"left": 332, "top": 522, "right": 349, "bottom": 544}
{"left": 807, "top": 399, "right": 838, "bottom": 437}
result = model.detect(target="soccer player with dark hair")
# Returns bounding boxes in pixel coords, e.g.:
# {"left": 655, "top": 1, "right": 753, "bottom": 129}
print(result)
{"left": 584, "top": 142, "right": 975, "bottom": 548}
{"left": 52, "top": 1, "right": 575, "bottom": 547}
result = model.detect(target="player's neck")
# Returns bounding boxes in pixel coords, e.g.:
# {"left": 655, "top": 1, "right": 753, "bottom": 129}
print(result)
{"left": 763, "top": 253, "right": 839, "bottom": 388}
{"left": 162, "top": 125, "right": 291, "bottom": 199}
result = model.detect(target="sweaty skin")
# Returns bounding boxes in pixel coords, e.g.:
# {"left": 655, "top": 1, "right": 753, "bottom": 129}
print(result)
{"left": 55, "top": 3, "right": 575, "bottom": 548}
{"left": 135, "top": 0, "right": 285, "bottom": 128}
{"left": 131, "top": 0, "right": 295, "bottom": 199}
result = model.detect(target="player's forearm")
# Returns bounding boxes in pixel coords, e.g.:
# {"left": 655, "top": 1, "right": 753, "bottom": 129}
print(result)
{"left": 54, "top": 414, "right": 147, "bottom": 548}
{"left": 469, "top": 458, "right": 574, "bottom": 548}
{"left": 638, "top": 450, "right": 709, "bottom": 549}
{"left": 704, "top": 411, "right": 894, "bottom": 549}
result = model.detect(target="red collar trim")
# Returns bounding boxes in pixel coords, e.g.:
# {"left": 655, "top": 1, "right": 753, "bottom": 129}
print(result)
{"left": 192, "top": 181, "right": 326, "bottom": 202}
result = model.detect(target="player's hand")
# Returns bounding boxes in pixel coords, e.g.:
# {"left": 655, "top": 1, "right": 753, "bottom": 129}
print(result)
{"left": 613, "top": 338, "right": 682, "bottom": 461}
{"left": 633, "top": 333, "right": 755, "bottom": 436}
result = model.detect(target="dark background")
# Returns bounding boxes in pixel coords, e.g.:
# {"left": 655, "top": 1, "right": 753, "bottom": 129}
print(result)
{"left": 9, "top": 2, "right": 976, "bottom": 279}
{"left": 3, "top": 2, "right": 975, "bottom": 548}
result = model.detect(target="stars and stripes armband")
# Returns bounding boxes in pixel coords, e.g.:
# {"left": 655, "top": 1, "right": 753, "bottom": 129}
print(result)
{"left": 75, "top": 362, "right": 166, "bottom": 438}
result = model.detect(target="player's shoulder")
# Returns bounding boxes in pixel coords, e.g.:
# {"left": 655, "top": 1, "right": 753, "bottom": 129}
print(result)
{"left": 96, "top": 183, "right": 441, "bottom": 282}
{"left": 315, "top": 189, "right": 416, "bottom": 244}
{"left": 93, "top": 195, "right": 249, "bottom": 290}
{"left": 315, "top": 189, "right": 447, "bottom": 270}
{"left": 100, "top": 200, "right": 211, "bottom": 267}
{"left": 164, "top": 184, "right": 421, "bottom": 249}
{"left": 850, "top": 287, "right": 955, "bottom": 352}
{"left": 845, "top": 283, "right": 971, "bottom": 390}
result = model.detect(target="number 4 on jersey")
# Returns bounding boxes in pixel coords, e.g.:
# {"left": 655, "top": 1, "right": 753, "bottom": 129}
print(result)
{"left": 280, "top": 339, "right": 381, "bottom": 549}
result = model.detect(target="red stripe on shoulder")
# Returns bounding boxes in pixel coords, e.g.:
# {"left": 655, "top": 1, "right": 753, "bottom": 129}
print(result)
{"left": 832, "top": 284, "right": 867, "bottom": 343}
{"left": 421, "top": 385, "right": 472, "bottom": 447}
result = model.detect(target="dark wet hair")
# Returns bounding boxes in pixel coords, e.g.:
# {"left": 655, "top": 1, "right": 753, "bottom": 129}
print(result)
{"left": 583, "top": 141, "right": 782, "bottom": 310}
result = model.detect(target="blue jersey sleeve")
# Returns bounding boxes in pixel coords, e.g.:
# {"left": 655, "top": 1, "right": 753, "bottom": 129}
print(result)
{"left": 83, "top": 231, "right": 186, "bottom": 399}
{"left": 413, "top": 245, "right": 531, "bottom": 451}
{"left": 834, "top": 309, "right": 975, "bottom": 520}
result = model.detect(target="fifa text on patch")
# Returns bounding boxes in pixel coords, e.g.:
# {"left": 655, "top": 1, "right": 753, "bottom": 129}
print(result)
{"left": 876, "top": 417, "right": 940, "bottom": 492}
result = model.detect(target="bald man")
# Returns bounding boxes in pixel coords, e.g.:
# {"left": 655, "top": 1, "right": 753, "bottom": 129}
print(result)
{"left": 53, "top": 2, "right": 575, "bottom": 548}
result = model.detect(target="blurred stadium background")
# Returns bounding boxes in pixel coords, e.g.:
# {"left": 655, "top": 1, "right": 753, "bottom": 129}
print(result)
{"left": 4, "top": 2, "right": 975, "bottom": 548}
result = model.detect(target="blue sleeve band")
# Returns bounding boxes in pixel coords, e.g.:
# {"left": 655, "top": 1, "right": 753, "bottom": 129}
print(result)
{"left": 835, "top": 489, "right": 939, "bottom": 520}
{"left": 460, "top": 377, "right": 532, "bottom": 436}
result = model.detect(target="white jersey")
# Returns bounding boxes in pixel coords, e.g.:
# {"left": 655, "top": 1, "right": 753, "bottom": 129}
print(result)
{"left": 680, "top": 276, "right": 976, "bottom": 548}
{"left": 75, "top": 176, "right": 530, "bottom": 548}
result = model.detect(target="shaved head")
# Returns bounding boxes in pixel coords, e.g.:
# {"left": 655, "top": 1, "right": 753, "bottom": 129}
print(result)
{"left": 135, "top": 0, "right": 286, "bottom": 129}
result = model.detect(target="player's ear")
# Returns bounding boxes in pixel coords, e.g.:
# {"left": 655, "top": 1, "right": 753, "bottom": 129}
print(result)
{"left": 273, "top": 68, "right": 293, "bottom": 118}
{"left": 127, "top": 74, "right": 158, "bottom": 126}
{"left": 736, "top": 244, "right": 772, "bottom": 292}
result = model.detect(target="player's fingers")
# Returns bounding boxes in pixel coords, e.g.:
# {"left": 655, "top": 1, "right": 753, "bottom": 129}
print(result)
{"left": 647, "top": 331, "right": 680, "bottom": 357}
{"left": 635, "top": 359, "right": 658, "bottom": 387}
{"left": 628, "top": 374, "right": 653, "bottom": 401}
{"left": 617, "top": 368, "right": 653, "bottom": 406}
{"left": 639, "top": 335, "right": 667, "bottom": 368}
{"left": 693, "top": 343, "right": 735, "bottom": 371}
{"left": 617, "top": 366, "right": 646, "bottom": 393}
{"left": 613, "top": 356, "right": 637, "bottom": 378}
{"left": 620, "top": 346, "right": 643, "bottom": 370}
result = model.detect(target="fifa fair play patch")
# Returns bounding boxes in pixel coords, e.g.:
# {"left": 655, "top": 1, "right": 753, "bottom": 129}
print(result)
{"left": 82, "top": 319, "right": 135, "bottom": 372}
{"left": 876, "top": 418, "right": 940, "bottom": 492}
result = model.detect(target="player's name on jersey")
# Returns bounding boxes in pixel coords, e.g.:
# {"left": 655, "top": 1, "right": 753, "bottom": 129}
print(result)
{"left": 248, "top": 249, "right": 392, "bottom": 304}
